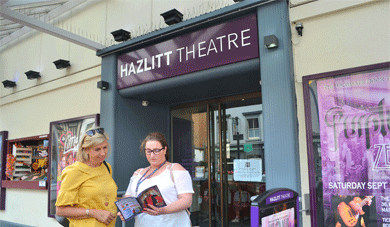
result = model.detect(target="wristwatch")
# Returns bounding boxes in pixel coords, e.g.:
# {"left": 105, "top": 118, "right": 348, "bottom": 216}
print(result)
{"left": 86, "top": 208, "right": 90, "bottom": 217}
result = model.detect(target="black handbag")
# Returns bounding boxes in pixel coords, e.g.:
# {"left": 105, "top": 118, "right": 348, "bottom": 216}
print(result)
{"left": 54, "top": 161, "right": 111, "bottom": 227}
{"left": 55, "top": 214, "right": 70, "bottom": 227}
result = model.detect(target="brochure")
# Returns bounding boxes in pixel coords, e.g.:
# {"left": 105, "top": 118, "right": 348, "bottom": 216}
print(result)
{"left": 115, "top": 185, "right": 166, "bottom": 221}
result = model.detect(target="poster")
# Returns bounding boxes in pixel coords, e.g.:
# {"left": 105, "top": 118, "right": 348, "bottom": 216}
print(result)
{"left": 0, "top": 131, "right": 8, "bottom": 210}
{"left": 261, "top": 208, "right": 295, "bottom": 227}
{"left": 233, "top": 158, "right": 262, "bottom": 182}
{"left": 317, "top": 69, "right": 390, "bottom": 226}
{"left": 47, "top": 114, "right": 99, "bottom": 217}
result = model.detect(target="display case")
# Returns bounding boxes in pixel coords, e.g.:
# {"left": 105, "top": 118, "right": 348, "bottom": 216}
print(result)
{"left": 13, "top": 148, "right": 32, "bottom": 178}
{"left": 2, "top": 134, "right": 49, "bottom": 190}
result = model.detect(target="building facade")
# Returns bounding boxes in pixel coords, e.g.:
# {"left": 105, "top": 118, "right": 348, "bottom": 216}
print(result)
{"left": 0, "top": 0, "right": 389, "bottom": 226}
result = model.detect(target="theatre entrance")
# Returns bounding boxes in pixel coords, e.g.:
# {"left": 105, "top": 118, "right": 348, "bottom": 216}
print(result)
{"left": 171, "top": 93, "right": 266, "bottom": 227}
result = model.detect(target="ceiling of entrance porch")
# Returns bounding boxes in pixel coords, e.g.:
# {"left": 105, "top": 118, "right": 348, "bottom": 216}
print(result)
{"left": 0, "top": 0, "right": 103, "bottom": 51}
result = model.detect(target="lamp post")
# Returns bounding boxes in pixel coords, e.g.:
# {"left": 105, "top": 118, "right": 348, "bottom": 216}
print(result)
{"left": 232, "top": 117, "right": 243, "bottom": 159}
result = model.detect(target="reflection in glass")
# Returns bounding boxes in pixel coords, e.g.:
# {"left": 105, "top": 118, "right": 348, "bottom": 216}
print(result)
{"left": 171, "top": 97, "right": 266, "bottom": 227}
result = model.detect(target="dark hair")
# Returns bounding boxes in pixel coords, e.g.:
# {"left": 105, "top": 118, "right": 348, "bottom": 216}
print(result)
{"left": 140, "top": 132, "right": 169, "bottom": 160}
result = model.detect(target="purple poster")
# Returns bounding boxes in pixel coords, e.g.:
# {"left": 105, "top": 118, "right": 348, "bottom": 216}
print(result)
{"left": 317, "top": 68, "right": 390, "bottom": 226}
{"left": 117, "top": 13, "right": 259, "bottom": 89}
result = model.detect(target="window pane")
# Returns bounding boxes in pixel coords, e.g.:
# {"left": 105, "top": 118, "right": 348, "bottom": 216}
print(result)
{"left": 253, "top": 118, "right": 259, "bottom": 128}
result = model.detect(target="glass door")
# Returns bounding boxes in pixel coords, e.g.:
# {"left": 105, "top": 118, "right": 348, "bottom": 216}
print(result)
{"left": 171, "top": 94, "right": 266, "bottom": 227}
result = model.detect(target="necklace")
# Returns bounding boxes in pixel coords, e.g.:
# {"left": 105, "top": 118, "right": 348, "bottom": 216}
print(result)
{"left": 136, "top": 160, "right": 167, "bottom": 193}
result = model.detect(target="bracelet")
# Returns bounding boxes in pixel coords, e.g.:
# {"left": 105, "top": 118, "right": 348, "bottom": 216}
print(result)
{"left": 86, "top": 208, "right": 90, "bottom": 217}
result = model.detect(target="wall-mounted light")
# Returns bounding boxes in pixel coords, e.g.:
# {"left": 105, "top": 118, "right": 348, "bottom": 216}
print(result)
{"left": 25, "top": 70, "right": 41, "bottom": 79}
{"left": 264, "top": 35, "right": 279, "bottom": 49}
{"left": 53, "top": 59, "right": 71, "bottom": 69}
{"left": 161, "top": 9, "right": 183, "bottom": 25}
{"left": 233, "top": 0, "right": 245, "bottom": 2}
{"left": 97, "top": 80, "right": 109, "bottom": 90}
{"left": 2, "top": 80, "right": 16, "bottom": 88}
{"left": 142, "top": 100, "right": 149, "bottom": 107}
{"left": 295, "top": 22, "right": 303, "bottom": 36}
{"left": 111, "top": 29, "right": 131, "bottom": 42}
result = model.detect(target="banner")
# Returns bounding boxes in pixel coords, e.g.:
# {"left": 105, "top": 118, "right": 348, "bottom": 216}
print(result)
{"left": 317, "top": 69, "right": 390, "bottom": 226}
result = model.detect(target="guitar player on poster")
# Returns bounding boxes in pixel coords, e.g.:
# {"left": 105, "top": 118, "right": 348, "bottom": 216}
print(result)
{"left": 332, "top": 195, "right": 375, "bottom": 227}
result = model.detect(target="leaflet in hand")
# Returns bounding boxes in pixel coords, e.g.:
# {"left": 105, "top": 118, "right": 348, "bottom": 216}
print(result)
{"left": 115, "top": 185, "right": 166, "bottom": 221}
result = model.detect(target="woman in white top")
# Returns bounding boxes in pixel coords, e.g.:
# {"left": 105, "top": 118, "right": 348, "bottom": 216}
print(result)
{"left": 118, "top": 132, "right": 194, "bottom": 227}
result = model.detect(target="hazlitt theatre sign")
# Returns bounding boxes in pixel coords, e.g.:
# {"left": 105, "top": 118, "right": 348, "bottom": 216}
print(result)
{"left": 117, "top": 14, "right": 259, "bottom": 89}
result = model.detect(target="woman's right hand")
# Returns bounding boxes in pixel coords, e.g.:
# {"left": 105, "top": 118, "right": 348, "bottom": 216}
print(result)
{"left": 91, "top": 209, "right": 116, "bottom": 226}
{"left": 117, "top": 211, "right": 125, "bottom": 222}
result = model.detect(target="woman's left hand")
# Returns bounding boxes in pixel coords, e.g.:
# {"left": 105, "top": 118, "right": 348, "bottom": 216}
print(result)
{"left": 143, "top": 205, "right": 167, "bottom": 216}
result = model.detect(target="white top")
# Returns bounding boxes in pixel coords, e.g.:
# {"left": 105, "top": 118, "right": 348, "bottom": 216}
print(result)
{"left": 125, "top": 164, "right": 194, "bottom": 227}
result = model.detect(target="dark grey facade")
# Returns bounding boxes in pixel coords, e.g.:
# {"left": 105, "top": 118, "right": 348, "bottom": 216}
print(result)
{"left": 97, "top": 1, "right": 300, "bottom": 226}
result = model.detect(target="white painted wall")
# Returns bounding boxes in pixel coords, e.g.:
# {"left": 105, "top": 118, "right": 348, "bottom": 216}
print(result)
{"left": 290, "top": 0, "right": 390, "bottom": 226}
{"left": 0, "top": 0, "right": 234, "bottom": 225}
{"left": 3, "top": 0, "right": 388, "bottom": 226}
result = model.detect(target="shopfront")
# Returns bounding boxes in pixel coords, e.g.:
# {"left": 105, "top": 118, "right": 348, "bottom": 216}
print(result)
{"left": 97, "top": 1, "right": 299, "bottom": 226}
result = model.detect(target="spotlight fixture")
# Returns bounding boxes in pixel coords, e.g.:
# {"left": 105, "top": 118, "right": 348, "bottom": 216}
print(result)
{"left": 264, "top": 35, "right": 279, "bottom": 49}
{"left": 97, "top": 80, "right": 109, "bottom": 90}
{"left": 233, "top": 0, "right": 245, "bottom": 2}
{"left": 111, "top": 29, "right": 131, "bottom": 42}
{"left": 160, "top": 9, "right": 183, "bottom": 25}
{"left": 53, "top": 59, "right": 71, "bottom": 69}
{"left": 142, "top": 100, "right": 149, "bottom": 107}
{"left": 2, "top": 80, "right": 16, "bottom": 88}
{"left": 25, "top": 70, "right": 41, "bottom": 80}
{"left": 295, "top": 22, "right": 304, "bottom": 36}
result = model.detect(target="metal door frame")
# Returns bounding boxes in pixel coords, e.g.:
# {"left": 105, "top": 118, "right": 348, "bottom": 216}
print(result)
{"left": 171, "top": 91, "right": 262, "bottom": 227}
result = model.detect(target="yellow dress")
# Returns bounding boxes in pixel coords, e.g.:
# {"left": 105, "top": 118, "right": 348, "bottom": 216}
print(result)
{"left": 56, "top": 161, "right": 118, "bottom": 227}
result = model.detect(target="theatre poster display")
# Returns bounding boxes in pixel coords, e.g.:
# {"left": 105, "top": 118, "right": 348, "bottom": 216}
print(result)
{"left": 316, "top": 67, "right": 390, "bottom": 226}
{"left": 47, "top": 114, "right": 99, "bottom": 217}
{"left": 0, "top": 131, "right": 8, "bottom": 210}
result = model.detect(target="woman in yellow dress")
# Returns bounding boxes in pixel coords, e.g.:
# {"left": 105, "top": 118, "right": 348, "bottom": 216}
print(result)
{"left": 56, "top": 128, "right": 118, "bottom": 227}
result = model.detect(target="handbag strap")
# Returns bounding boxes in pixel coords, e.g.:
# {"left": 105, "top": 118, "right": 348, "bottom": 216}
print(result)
{"left": 103, "top": 160, "right": 110, "bottom": 173}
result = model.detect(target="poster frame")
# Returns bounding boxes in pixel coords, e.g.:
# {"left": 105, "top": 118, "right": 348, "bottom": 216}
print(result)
{"left": 0, "top": 131, "right": 8, "bottom": 210}
{"left": 47, "top": 114, "right": 99, "bottom": 218}
{"left": 302, "top": 62, "right": 390, "bottom": 226}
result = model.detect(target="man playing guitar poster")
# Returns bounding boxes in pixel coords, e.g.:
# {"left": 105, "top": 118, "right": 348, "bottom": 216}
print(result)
{"left": 334, "top": 195, "right": 373, "bottom": 227}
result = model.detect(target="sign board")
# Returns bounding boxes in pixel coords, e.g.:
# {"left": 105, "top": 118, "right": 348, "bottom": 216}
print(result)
{"left": 117, "top": 14, "right": 259, "bottom": 89}
{"left": 233, "top": 134, "right": 244, "bottom": 140}
{"left": 244, "top": 143, "right": 253, "bottom": 152}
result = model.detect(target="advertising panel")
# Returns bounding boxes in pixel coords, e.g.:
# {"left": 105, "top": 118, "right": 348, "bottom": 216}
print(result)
{"left": 316, "top": 68, "right": 390, "bottom": 226}
{"left": 251, "top": 188, "right": 299, "bottom": 227}
{"left": 47, "top": 115, "right": 99, "bottom": 217}
{"left": 0, "top": 131, "right": 8, "bottom": 210}
{"left": 261, "top": 208, "right": 295, "bottom": 227}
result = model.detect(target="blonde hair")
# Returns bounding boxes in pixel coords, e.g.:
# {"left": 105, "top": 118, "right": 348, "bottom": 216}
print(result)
{"left": 77, "top": 129, "right": 110, "bottom": 162}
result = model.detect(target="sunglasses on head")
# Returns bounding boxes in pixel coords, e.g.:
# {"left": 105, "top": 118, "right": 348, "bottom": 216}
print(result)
{"left": 85, "top": 128, "right": 105, "bottom": 137}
